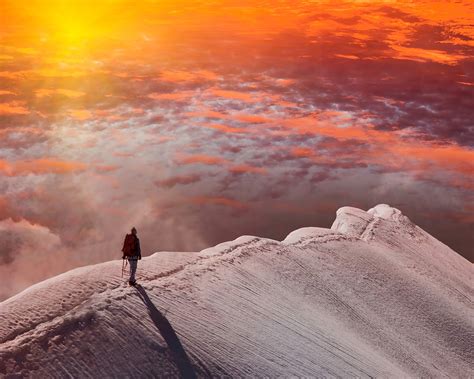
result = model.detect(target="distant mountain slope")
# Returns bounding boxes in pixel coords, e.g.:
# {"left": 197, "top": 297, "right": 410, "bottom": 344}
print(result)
{"left": 1, "top": 204, "right": 472, "bottom": 378}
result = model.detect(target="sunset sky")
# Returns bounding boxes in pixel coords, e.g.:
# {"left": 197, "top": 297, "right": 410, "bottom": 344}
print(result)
{"left": 0, "top": 0, "right": 473, "bottom": 300}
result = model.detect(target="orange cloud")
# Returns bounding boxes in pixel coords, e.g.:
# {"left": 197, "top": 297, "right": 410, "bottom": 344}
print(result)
{"left": 391, "top": 46, "right": 466, "bottom": 65}
{"left": 148, "top": 91, "right": 195, "bottom": 101}
{"left": 0, "top": 101, "right": 29, "bottom": 115}
{"left": 291, "top": 147, "right": 363, "bottom": 169}
{"left": 272, "top": 78, "right": 296, "bottom": 87}
{"left": 176, "top": 153, "right": 267, "bottom": 175}
{"left": 233, "top": 114, "right": 273, "bottom": 124}
{"left": 202, "top": 123, "right": 247, "bottom": 133}
{"left": 335, "top": 54, "right": 360, "bottom": 60}
{"left": 0, "top": 68, "right": 87, "bottom": 80}
{"left": 68, "top": 109, "right": 92, "bottom": 120}
{"left": 204, "top": 88, "right": 297, "bottom": 107}
{"left": 176, "top": 154, "right": 228, "bottom": 166}
{"left": 185, "top": 110, "right": 228, "bottom": 119}
{"left": 0, "top": 70, "right": 30, "bottom": 79}
{"left": 0, "top": 159, "right": 87, "bottom": 176}
{"left": 207, "top": 88, "right": 256, "bottom": 102}
{"left": 274, "top": 113, "right": 375, "bottom": 141}
{"left": 205, "top": 89, "right": 290, "bottom": 106}
{"left": 158, "top": 69, "right": 219, "bottom": 82}
{"left": 393, "top": 144, "right": 474, "bottom": 176}
{"left": 292, "top": 147, "right": 313, "bottom": 158}
{"left": 290, "top": 123, "right": 474, "bottom": 178}
{"left": 186, "top": 110, "right": 273, "bottom": 125}
{"left": 302, "top": 2, "right": 471, "bottom": 65}
{"left": 230, "top": 164, "right": 267, "bottom": 175}
{"left": 35, "top": 88, "right": 85, "bottom": 98}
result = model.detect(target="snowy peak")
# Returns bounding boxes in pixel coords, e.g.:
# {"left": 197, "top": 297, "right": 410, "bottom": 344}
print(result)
{"left": 331, "top": 203, "right": 412, "bottom": 239}
{"left": 1, "top": 204, "right": 472, "bottom": 378}
{"left": 367, "top": 203, "right": 409, "bottom": 223}
{"left": 331, "top": 206, "right": 374, "bottom": 237}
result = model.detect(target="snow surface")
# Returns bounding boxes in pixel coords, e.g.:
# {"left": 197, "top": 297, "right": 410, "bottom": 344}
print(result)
{"left": 1, "top": 204, "right": 472, "bottom": 378}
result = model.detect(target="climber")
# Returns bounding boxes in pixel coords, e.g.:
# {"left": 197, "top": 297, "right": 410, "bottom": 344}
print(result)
{"left": 121, "top": 227, "right": 141, "bottom": 285}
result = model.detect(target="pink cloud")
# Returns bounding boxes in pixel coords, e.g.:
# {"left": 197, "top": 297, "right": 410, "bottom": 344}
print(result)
{"left": 95, "top": 165, "right": 120, "bottom": 173}
{"left": 155, "top": 174, "right": 202, "bottom": 188}
{"left": 191, "top": 196, "right": 248, "bottom": 210}
{"left": 0, "top": 196, "right": 14, "bottom": 221}
{"left": 202, "top": 123, "right": 248, "bottom": 134}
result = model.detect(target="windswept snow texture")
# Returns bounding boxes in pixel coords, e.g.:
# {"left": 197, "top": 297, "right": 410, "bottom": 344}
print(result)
{"left": 1, "top": 204, "right": 473, "bottom": 378}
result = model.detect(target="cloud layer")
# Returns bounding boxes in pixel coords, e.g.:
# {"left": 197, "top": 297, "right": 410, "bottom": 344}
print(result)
{"left": 0, "top": 0, "right": 473, "bottom": 300}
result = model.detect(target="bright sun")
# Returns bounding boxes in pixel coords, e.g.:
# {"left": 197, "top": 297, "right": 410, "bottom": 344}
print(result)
{"left": 29, "top": 0, "right": 134, "bottom": 49}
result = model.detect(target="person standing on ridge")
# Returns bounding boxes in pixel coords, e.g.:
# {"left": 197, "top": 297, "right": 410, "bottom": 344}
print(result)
{"left": 122, "top": 227, "right": 141, "bottom": 285}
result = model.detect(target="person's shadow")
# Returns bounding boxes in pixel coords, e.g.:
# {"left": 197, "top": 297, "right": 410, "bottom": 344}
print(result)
{"left": 134, "top": 284, "right": 198, "bottom": 379}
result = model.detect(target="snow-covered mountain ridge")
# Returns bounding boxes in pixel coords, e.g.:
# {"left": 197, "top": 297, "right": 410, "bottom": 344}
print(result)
{"left": 1, "top": 204, "right": 472, "bottom": 377}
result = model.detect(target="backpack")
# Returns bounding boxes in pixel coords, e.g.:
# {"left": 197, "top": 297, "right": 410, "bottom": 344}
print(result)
{"left": 122, "top": 234, "right": 136, "bottom": 257}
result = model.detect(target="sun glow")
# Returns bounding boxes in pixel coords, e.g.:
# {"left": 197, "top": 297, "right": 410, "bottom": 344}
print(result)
{"left": 4, "top": 0, "right": 145, "bottom": 55}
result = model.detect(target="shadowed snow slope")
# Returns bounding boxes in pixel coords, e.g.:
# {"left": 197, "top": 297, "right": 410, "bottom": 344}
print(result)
{"left": 1, "top": 204, "right": 473, "bottom": 377}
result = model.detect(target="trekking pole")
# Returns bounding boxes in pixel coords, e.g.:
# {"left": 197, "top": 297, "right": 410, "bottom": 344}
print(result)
{"left": 121, "top": 258, "right": 127, "bottom": 277}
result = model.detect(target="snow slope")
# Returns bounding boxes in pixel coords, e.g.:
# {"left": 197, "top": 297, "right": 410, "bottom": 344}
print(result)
{"left": 1, "top": 204, "right": 472, "bottom": 378}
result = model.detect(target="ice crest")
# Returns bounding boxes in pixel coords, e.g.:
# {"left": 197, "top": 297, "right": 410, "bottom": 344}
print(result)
{"left": 367, "top": 204, "right": 410, "bottom": 223}
{"left": 330, "top": 206, "right": 373, "bottom": 237}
